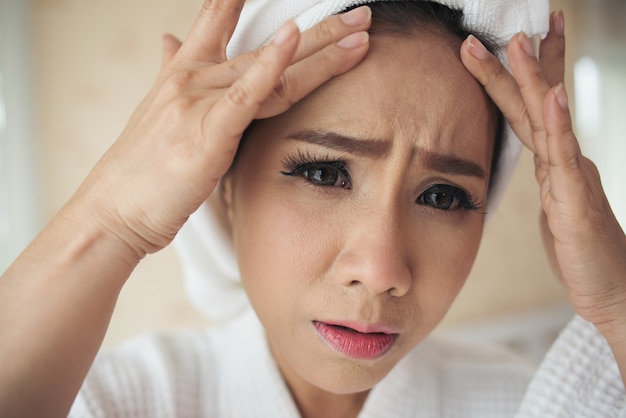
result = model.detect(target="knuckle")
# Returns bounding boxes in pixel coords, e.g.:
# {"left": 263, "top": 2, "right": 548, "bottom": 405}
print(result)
{"left": 518, "top": 67, "right": 546, "bottom": 92}
{"left": 558, "top": 151, "right": 581, "bottom": 171}
{"left": 492, "top": 63, "right": 510, "bottom": 82}
{"left": 247, "top": 46, "right": 264, "bottom": 65}
{"left": 227, "top": 80, "right": 258, "bottom": 107}
{"left": 163, "top": 69, "right": 197, "bottom": 95}
{"left": 155, "top": 71, "right": 198, "bottom": 121}
{"left": 201, "top": 0, "right": 226, "bottom": 15}
{"left": 272, "top": 73, "right": 297, "bottom": 107}
{"left": 250, "top": 47, "right": 262, "bottom": 61}
{"left": 313, "top": 20, "right": 336, "bottom": 43}
{"left": 481, "top": 62, "right": 509, "bottom": 90}
{"left": 530, "top": 119, "right": 545, "bottom": 133}
{"left": 508, "top": 100, "right": 530, "bottom": 129}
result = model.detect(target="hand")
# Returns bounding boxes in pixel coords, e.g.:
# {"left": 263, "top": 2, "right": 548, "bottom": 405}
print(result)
{"left": 460, "top": 12, "right": 626, "bottom": 332}
{"left": 77, "top": 0, "right": 372, "bottom": 258}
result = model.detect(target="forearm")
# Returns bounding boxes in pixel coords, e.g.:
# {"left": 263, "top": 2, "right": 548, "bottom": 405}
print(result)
{"left": 0, "top": 197, "right": 141, "bottom": 418}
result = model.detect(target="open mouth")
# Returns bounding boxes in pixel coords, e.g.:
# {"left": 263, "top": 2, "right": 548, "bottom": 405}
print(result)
{"left": 313, "top": 321, "right": 398, "bottom": 360}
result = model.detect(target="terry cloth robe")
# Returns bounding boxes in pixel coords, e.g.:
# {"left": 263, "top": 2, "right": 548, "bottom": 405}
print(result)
{"left": 70, "top": 308, "right": 536, "bottom": 417}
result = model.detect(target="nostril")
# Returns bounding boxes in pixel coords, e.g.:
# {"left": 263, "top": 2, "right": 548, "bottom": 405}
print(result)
{"left": 387, "top": 286, "right": 402, "bottom": 297}
{"left": 347, "top": 278, "right": 403, "bottom": 297}
{"left": 333, "top": 247, "right": 412, "bottom": 296}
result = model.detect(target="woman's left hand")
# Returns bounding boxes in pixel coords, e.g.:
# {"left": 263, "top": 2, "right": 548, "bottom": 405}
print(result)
{"left": 460, "top": 11, "right": 626, "bottom": 353}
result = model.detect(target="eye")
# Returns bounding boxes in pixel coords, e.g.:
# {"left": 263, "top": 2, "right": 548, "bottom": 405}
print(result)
{"left": 417, "top": 184, "right": 483, "bottom": 212}
{"left": 281, "top": 151, "right": 352, "bottom": 189}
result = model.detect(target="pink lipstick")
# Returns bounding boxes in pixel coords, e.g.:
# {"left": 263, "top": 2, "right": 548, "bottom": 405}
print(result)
{"left": 313, "top": 321, "right": 398, "bottom": 360}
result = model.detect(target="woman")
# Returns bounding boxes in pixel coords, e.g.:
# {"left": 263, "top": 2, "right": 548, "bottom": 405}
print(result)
{"left": 1, "top": 0, "right": 625, "bottom": 417}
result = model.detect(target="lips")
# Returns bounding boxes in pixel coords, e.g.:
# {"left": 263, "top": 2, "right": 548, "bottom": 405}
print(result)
{"left": 313, "top": 321, "right": 398, "bottom": 360}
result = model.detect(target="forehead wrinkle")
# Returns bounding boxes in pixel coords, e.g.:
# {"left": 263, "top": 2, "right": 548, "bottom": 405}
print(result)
{"left": 287, "top": 129, "right": 392, "bottom": 158}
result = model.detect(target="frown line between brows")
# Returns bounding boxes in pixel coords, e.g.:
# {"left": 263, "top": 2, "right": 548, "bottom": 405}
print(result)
{"left": 286, "top": 129, "right": 486, "bottom": 180}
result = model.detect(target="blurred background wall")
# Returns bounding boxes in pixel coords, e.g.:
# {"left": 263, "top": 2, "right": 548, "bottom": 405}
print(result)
{"left": 1, "top": 0, "right": 623, "bottom": 350}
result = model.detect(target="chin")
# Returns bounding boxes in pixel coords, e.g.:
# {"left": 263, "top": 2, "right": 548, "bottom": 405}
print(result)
{"left": 304, "top": 353, "right": 401, "bottom": 395}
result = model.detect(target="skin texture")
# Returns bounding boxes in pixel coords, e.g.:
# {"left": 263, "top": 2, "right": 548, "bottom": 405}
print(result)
{"left": 223, "top": 32, "right": 496, "bottom": 417}
{"left": 0, "top": 2, "right": 625, "bottom": 418}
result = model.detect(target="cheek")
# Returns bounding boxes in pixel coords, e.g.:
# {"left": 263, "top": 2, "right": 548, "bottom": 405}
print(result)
{"left": 409, "top": 219, "right": 484, "bottom": 326}
{"left": 230, "top": 176, "right": 337, "bottom": 314}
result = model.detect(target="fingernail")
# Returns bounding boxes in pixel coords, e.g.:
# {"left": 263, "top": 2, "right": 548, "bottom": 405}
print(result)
{"left": 272, "top": 20, "right": 297, "bottom": 46}
{"left": 518, "top": 32, "right": 536, "bottom": 58}
{"left": 341, "top": 6, "right": 372, "bottom": 26}
{"left": 337, "top": 31, "right": 369, "bottom": 49}
{"left": 555, "top": 83, "right": 569, "bottom": 111}
{"left": 467, "top": 34, "right": 490, "bottom": 60}
{"left": 551, "top": 10, "right": 565, "bottom": 37}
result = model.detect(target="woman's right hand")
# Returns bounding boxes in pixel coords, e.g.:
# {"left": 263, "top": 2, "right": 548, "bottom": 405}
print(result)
{"left": 79, "top": 0, "right": 372, "bottom": 259}
{"left": 0, "top": 3, "right": 371, "bottom": 416}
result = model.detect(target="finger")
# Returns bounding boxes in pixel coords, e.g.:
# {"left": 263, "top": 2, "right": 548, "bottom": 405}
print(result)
{"left": 543, "top": 83, "right": 588, "bottom": 219}
{"left": 182, "top": 30, "right": 368, "bottom": 118}
{"left": 508, "top": 32, "right": 553, "bottom": 164}
{"left": 544, "top": 83, "right": 581, "bottom": 174}
{"left": 161, "top": 34, "right": 183, "bottom": 68}
{"left": 539, "top": 10, "right": 566, "bottom": 87}
{"left": 178, "top": 0, "right": 245, "bottom": 62}
{"left": 256, "top": 31, "right": 370, "bottom": 117}
{"left": 203, "top": 21, "right": 300, "bottom": 179}
{"left": 222, "top": 6, "right": 372, "bottom": 86}
{"left": 460, "top": 35, "right": 536, "bottom": 153}
{"left": 509, "top": 32, "right": 552, "bottom": 128}
{"left": 294, "top": 6, "right": 372, "bottom": 62}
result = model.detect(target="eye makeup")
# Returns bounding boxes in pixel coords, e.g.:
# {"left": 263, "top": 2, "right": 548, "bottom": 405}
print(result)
{"left": 416, "top": 184, "right": 486, "bottom": 213}
{"left": 280, "top": 149, "right": 486, "bottom": 214}
{"left": 281, "top": 150, "right": 353, "bottom": 189}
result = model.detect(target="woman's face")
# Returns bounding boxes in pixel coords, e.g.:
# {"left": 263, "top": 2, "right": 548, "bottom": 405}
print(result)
{"left": 224, "top": 32, "right": 497, "bottom": 395}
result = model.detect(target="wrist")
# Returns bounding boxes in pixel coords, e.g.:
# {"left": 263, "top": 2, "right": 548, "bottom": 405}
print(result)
{"left": 59, "top": 192, "right": 147, "bottom": 270}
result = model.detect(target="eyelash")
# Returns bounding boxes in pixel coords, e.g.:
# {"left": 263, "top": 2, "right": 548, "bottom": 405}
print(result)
{"left": 280, "top": 150, "right": 485, "bottom": 213}
{"left": 281, "top": 150, "right": 353, "bottom": 189}
{"left": 416, "top": 184, "right": 485, "bottom": 213}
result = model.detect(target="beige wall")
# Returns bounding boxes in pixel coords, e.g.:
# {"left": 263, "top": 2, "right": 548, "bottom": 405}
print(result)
{"left": 30, "top": 0, "right": 575, "bottom": 347}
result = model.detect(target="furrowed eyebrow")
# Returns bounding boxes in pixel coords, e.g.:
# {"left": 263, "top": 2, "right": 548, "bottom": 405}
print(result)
{"left": 287, "top": 129, "right": 392, "bottom": 158}
{"left": 286, "top": 129, "right": 486, "bottom": 180}
{"left": 418, "top": 149, "right": 487, "bottom": 180}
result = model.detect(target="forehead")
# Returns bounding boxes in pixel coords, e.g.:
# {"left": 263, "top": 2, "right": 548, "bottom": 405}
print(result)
{"left": 264, "top": 33, "right": 495, "bottom": 166}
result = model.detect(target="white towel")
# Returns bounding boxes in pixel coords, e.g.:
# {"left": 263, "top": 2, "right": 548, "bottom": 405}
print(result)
{"left": 174, "top": 0, "right": 549, "bottom": 322}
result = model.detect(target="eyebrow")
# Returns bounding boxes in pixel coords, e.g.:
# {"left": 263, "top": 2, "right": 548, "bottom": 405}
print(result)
{"left": 419, "top": 149, "right": 486, "bottom": 179}
{"left": 288, "top": 129, "right": 392, "bottom": 158}
{"left": 286, "top": 129, "right": 487, "bottom": 180}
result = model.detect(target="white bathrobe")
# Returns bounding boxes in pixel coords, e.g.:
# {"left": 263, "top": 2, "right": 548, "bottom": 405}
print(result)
{"left": 69, "top": 308, "right": 626, "bottom": 417}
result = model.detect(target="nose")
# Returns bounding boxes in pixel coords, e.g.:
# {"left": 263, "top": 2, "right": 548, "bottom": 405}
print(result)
{"left": 331, "top": 210, "right": 412, "bottom": 297}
